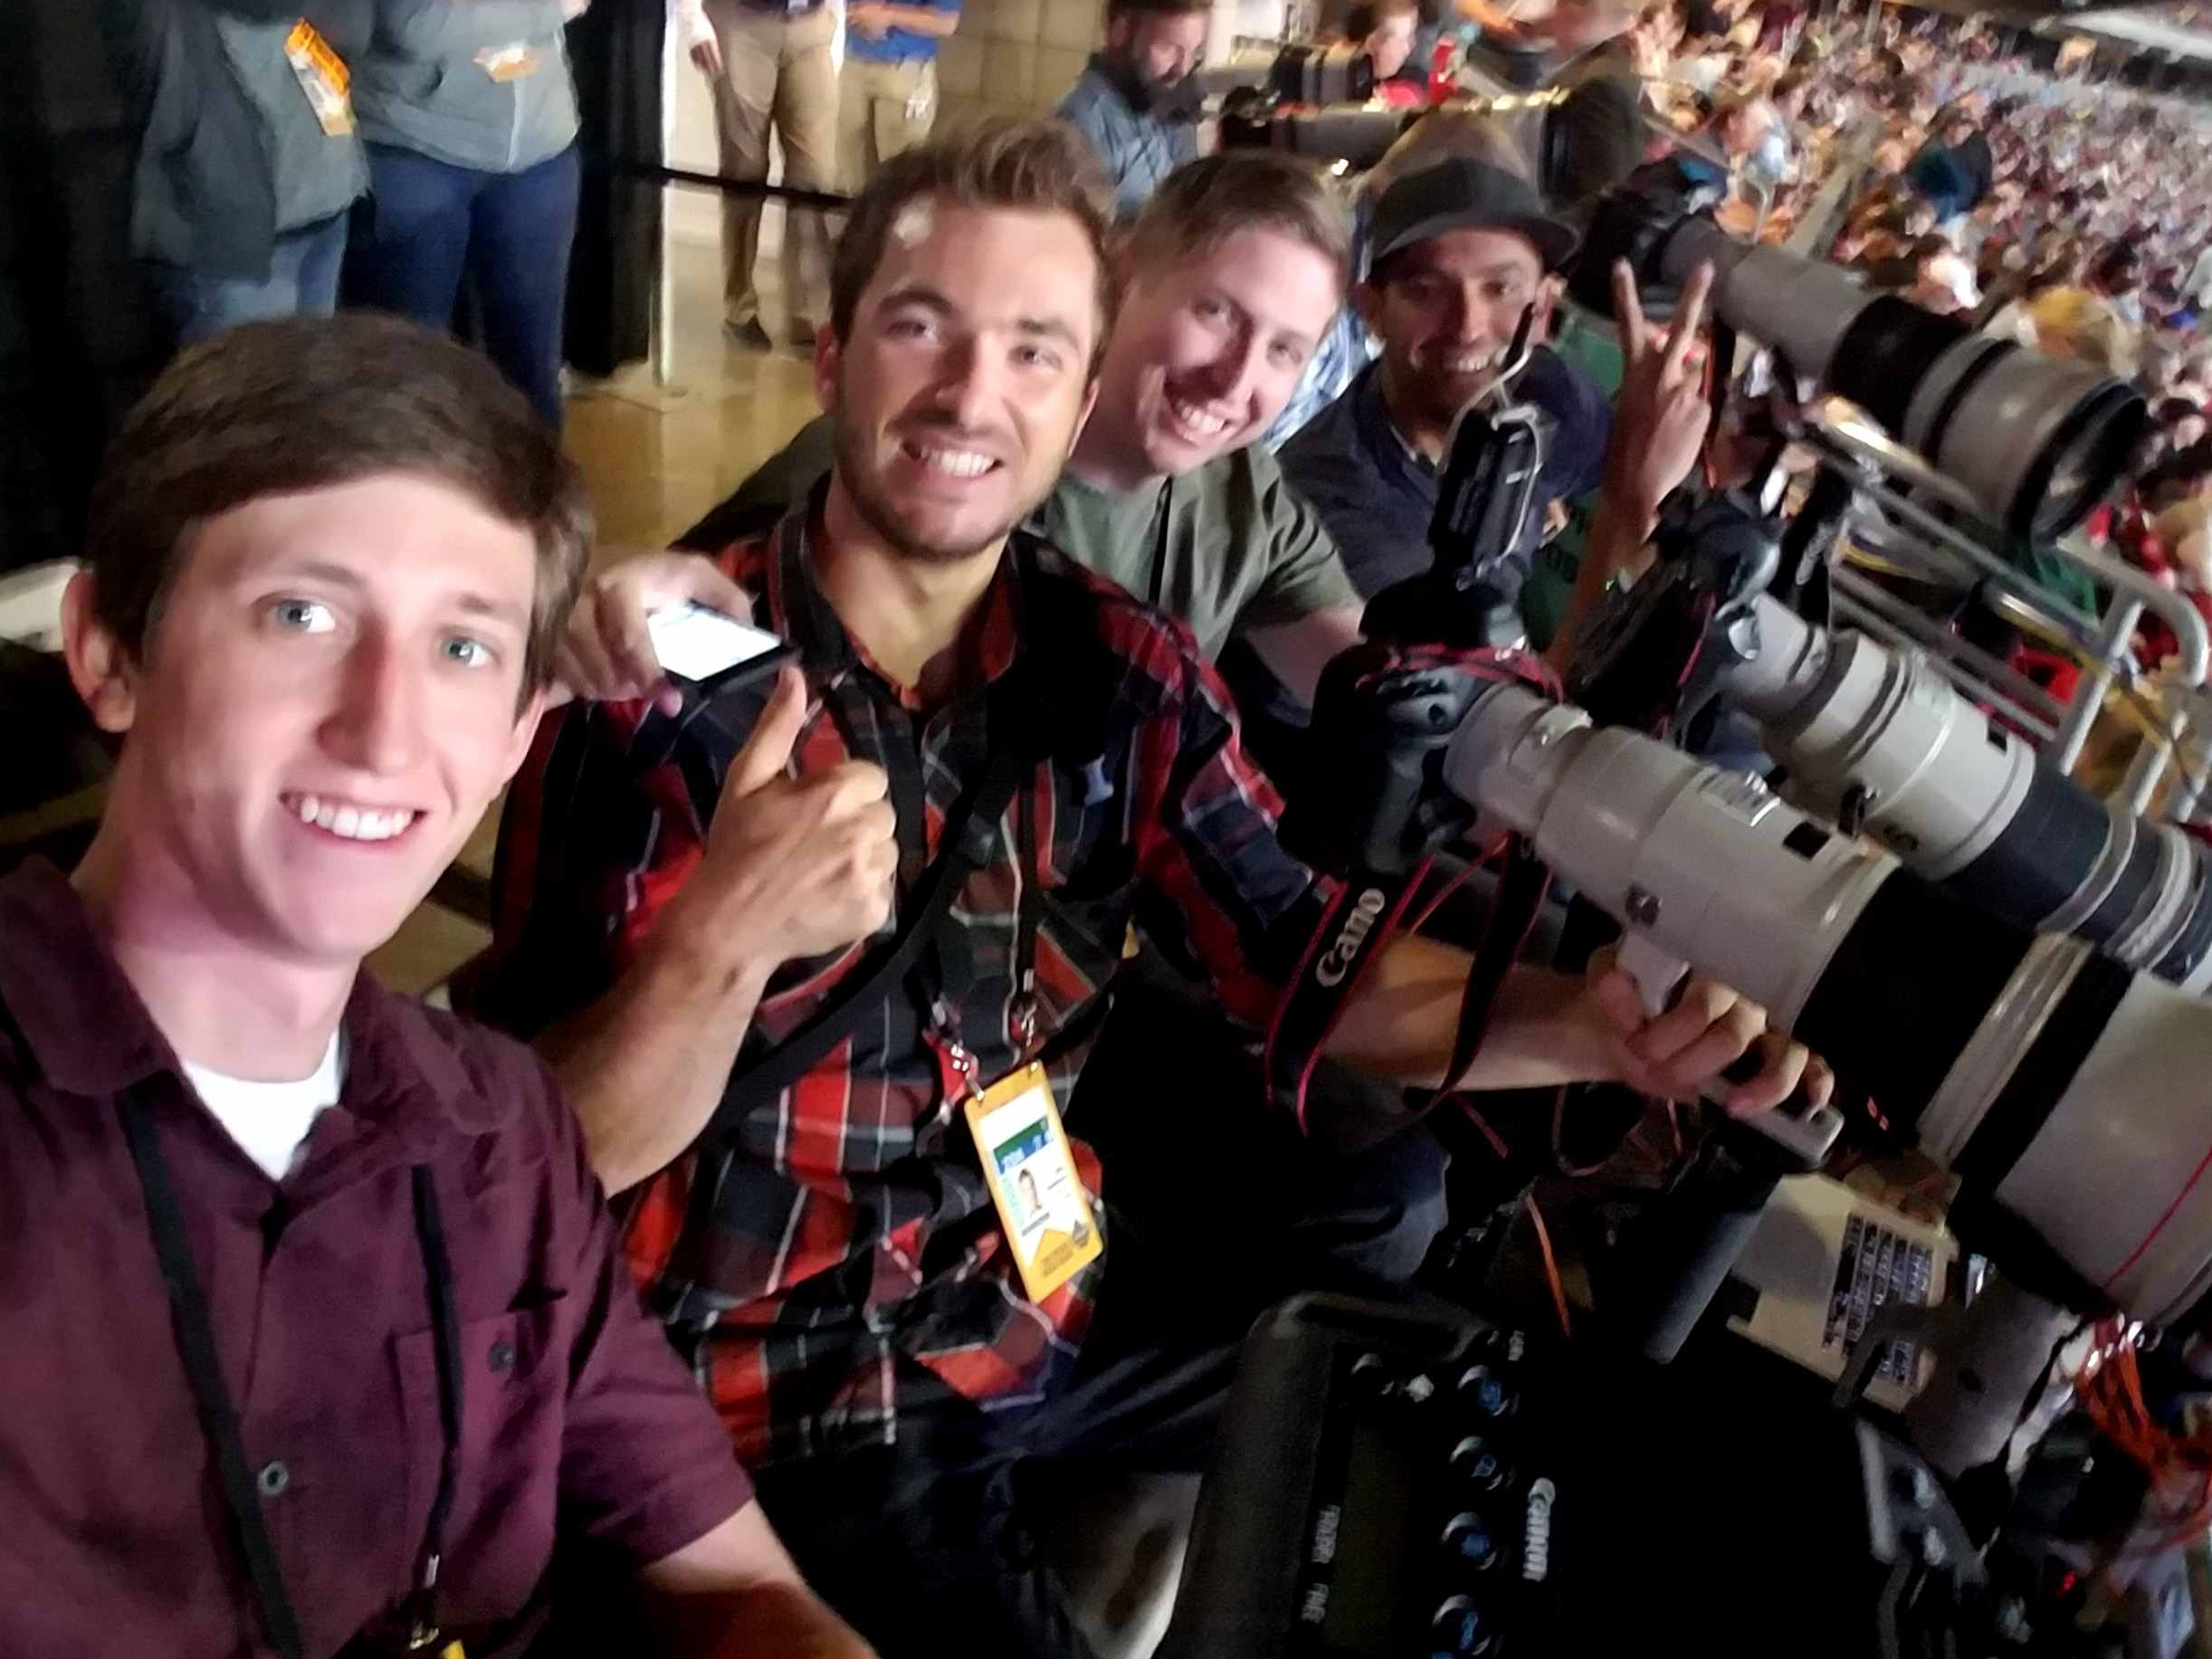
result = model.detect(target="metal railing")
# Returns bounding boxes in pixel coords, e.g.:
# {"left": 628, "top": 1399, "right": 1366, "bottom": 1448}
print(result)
{"left": 1804, "top": 406, "right": 2211, "bottom": 811}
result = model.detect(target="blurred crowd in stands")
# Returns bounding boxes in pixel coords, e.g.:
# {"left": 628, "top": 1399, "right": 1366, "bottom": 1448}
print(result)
{"left": 1568, "top": 0, "right": 2212, "bottom": 675}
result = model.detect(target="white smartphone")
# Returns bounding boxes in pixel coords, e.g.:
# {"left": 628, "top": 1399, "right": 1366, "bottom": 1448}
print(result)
{"left": 645, "top": 603, "right": 796, "bottom": 693}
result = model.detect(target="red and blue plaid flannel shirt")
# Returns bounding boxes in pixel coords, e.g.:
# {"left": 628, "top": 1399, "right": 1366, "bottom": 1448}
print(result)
{"left": 480, "top": 507, "right": 1334, "bottom": 1467}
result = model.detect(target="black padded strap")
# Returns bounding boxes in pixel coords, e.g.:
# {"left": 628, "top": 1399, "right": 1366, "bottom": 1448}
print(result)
{"left": 699, "top": 733, "right": 1033, "bottom": 1143}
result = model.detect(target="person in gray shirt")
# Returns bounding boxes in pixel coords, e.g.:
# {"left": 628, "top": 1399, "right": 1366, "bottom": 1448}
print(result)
{"left": 1054, "top": 0, "right": 1207, "bottom": 220}
{"left": 343, "top": 0, "right": 589, "bottom": 426}
{"left": 98, "top": 0, "right": 370, "bottom": 345}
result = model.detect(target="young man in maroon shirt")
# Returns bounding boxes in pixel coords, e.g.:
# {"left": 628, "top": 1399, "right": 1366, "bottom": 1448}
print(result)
{"left": 0, "top": 314, "right": 870, "bottom": 1658}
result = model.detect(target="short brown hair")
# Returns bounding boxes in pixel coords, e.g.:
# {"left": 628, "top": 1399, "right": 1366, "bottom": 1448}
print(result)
{"left": 84, "top": 314, "right": 591, "bottom": 702}
{"left": 829, "top": 116, "right": 1119, "bottom": 370}
{"left": 1122, "top": 153, "right": 1353, "bottom": 295}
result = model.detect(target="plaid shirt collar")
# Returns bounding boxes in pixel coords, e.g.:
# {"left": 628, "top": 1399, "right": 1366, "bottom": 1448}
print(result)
{"left": 762, "top": 492, "right": 1024, "bottom": 715}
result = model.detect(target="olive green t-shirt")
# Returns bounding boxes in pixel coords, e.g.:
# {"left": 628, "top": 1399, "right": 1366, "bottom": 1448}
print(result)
{"left": 679, "top": 414, "right": 1359, "bottom": 662}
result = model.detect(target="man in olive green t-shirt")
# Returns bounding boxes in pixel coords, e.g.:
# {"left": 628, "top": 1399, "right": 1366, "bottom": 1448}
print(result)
{"left": 559, "top": 154, "right": 1368, "bottom": 712}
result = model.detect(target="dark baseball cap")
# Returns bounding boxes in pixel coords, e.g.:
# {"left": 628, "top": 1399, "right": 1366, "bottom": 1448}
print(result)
{"left": 1369, "top": 158, "right": 1581, "bottom": 274}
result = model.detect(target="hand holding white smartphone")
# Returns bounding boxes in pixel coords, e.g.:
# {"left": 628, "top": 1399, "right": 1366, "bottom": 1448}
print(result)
{"left": 645, "top": 603, "right": 797, "bottom": 696}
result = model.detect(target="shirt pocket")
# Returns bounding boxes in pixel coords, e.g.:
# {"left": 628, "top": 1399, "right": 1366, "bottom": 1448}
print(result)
{"left": 1034, "top": 777, "right": 1138, "bottom": 1026}
{"left": 394, "top": 1292, "right": 570, "bottom": 1630}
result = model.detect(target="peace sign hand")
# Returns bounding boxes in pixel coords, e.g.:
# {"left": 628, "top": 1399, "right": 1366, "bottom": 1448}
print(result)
{"left": 1605, "top": 258, "right": 1718, "bottom": 529}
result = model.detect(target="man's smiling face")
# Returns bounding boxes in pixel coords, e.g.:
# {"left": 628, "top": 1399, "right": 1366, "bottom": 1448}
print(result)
{"left": 817, "top": 197, "right": 1104, "bottom": 563}
{"left": 71, "top": 474, "right": 546, "bottom": 965}
{"left": 1362, "top": 226, "right": 1553, "bottom": 442}
{"left": 1094, "top": 224, "right": 1344, "bottom": 478}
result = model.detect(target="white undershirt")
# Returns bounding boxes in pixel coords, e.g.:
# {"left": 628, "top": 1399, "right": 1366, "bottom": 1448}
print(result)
{"left": 182, "top": 1033, "right": 345, "bottom": 1182}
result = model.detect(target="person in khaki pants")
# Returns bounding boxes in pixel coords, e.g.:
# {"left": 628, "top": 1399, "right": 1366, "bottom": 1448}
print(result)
{"left": 678, "top": 0, "right": 836, "bottom": 349}
{"left": 838, "top": 0, "right": 961, "bottom": 191}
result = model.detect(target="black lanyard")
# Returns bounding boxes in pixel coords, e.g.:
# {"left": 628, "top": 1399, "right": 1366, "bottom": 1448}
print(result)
{"left": 118, "top": 1089, "right": 464, "bottom": 1657}
{"left": 819, "top": 669, "right": 1045, "bottom": 1077}
{"left": 764, "top": 520, "right": 1050, "bottom": 1089}
{"left": 1148, "top": 477, "right": 1174, "bottom": 611}
{"left": 1012, "top": 765, "right": 1041, "bottom": 1055}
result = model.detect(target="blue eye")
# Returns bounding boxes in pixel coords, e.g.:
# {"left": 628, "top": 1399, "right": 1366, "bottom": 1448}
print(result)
{"left": 441, "top": 635, "right": 495, "bottom": 669}
{"left": 270, "top": 598, "right": 336, "bottom": 634}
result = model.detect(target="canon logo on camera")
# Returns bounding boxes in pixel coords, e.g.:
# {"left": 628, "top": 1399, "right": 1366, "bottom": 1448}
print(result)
{"left": 1314, "top": 889, "right": 1387, "bottom": 987}
{"left": 1522, "top": 1478, "right": 1556, "bottom": 1582}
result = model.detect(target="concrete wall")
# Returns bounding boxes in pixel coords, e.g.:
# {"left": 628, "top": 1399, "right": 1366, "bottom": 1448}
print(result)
{"left": 936, "top": 0, "right": 1103, "bottom": 129}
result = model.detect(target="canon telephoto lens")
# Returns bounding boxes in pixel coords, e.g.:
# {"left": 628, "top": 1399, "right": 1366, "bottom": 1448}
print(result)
{"left": 1645, "top": 214, "right": 2146, "bottom": 538}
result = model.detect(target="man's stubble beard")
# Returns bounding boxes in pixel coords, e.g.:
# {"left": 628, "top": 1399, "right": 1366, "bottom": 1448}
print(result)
{"left": 832, "top": 413, "right": 1043, "bottom": 567}
{"left": 1137, "top": 63, "right": 1187, "bottom": 103}
{"left": 1108, "top": 45, "right": 1188, "bottom": 112}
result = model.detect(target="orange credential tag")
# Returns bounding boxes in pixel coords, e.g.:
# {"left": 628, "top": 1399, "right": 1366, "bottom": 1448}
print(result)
{"left": 284, "top": 19, "right": 354, "bottom": 137}
{"left": 963, "top": 1063, "right": 1101, "bottom": 1304}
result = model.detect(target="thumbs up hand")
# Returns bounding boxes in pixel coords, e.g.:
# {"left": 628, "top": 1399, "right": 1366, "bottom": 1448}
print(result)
{"left": 657, "top": 665, "right": 901, "bottom": 972}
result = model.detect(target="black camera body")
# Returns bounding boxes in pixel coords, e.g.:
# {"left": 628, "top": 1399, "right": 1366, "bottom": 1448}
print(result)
{"left": 1282, "top": 360, "right": 1555, "bottom": 885}
{"left": 1281, "top": 645, "right": 1492, "bottom": 881}
{"left": 1161, "top": 1293, "right": 1993, "bottom": 1659}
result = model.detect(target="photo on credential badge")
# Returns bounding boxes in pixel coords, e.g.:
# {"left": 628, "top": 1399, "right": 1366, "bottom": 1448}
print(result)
{"left": 968, "top": 1067, "right": 1101, "bottom": 1301}
{"left": 997, "top": 1137, "right": 1093, "bottom": 1250}
{"left": 993, "top": 1120, "right": 1063, "bottom": 1247}
{"left": 985, "top": 1093, "right": 1091, "bottom": 1248}
{"left": 1010, "top": 1160, "right": 1049, "bottom": 1237}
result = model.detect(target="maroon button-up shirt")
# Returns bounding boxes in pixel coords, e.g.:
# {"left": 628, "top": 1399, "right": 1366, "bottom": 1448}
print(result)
{"left": 0, "top": 859, "right": 753, "bottom": 1658}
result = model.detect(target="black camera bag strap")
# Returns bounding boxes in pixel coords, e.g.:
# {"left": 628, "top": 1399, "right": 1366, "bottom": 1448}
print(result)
{"left": 694, "top": 702, "right": 1036, "bottom": 1148}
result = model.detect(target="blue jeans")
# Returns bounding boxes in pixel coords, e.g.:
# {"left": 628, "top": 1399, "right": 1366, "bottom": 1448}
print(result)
{"left": 346, "top": 143, "right": 580, "bottom": 428}
{"left": 144, "top": 212, "right": 348, "bottom": 346}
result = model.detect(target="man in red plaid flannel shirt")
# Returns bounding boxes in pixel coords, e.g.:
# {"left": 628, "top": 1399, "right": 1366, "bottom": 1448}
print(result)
{"left": 477, "top": 119, "right": 1826, "bottom": 1656}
